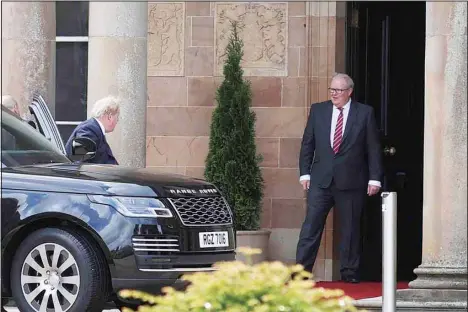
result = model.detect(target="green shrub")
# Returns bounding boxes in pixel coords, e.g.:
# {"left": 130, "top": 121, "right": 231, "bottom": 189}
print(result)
{"left": 119, "top": 248, "right": 363, "bottom": 312}
{"left": 203, "top": 21, "right": 264, "bottom": 231}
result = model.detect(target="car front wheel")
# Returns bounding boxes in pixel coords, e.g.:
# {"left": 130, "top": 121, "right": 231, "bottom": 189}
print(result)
{"left": 10, "top": 227, "right": 108, "bottom": 312}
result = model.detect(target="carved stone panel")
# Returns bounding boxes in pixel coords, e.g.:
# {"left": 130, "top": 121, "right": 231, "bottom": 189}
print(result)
{"left": 148, "top": 2, "right": 185, "bottom": 76}
{"left": 215, "top": 2, "right": 288, "bottom": 76}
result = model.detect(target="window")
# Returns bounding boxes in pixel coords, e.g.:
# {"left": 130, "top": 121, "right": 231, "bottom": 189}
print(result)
{"left": 56, "top": 1, "right": 88, "bottom": 36}
{"left": 55, "top": 1, "right": 89, "bottom": 143}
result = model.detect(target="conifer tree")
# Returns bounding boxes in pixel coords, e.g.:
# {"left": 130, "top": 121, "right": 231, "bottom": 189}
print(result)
{"left": 204, "top": 21, "right": 264, "bottom": 231}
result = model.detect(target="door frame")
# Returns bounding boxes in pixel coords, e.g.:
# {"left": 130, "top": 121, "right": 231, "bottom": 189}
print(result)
{"left": 344, "top": 1, "right": 426, "bottom": 282}
{"left": 28, "top": 94, "right": 66, "bottom": 154}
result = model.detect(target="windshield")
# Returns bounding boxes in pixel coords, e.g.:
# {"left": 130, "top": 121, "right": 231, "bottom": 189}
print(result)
{"left": 1, "top": 109, "right": 70, "bottom": 167}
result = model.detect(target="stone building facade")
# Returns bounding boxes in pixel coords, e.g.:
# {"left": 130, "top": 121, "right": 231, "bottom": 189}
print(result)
{"left": 1, "top": 2, "right": 467, "bottom": 307}
{"left": 143, "top": 2, "right": 346, "bottom": 279}
{"left": 2, "top": 1, "right": 348, "bottom": 280}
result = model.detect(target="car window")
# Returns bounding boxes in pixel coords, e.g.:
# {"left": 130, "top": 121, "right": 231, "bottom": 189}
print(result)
{"left": 1, "top": 110, "right": 70, "bottom": 167}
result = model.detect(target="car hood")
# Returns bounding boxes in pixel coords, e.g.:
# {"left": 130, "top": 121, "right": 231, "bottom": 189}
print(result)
{"left": 2, "top": 163, "right": 221, "bottom": 197}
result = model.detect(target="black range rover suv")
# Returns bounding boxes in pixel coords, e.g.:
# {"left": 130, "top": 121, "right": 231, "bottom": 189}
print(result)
{"left": 1, "top": 97, "right": 235, "bottom": 311}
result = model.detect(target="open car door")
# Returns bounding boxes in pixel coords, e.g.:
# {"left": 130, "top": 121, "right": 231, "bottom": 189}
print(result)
{"left": 28, "top": 93, "right": 67, "bottom": 155}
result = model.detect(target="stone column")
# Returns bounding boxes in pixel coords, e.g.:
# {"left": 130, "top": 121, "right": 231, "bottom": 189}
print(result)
{"left": 87, "top": 2, "right": 147, "bottom": 168}
{"left": 356, "top": 3, "right": 467, "bottom": 310}
{"left": 378, "top": 2, "right": 467, "bottom": 310}
{"left": 1, "top": 2, "right": 56, "bottom": 117}
{"left": 409, "top": 1, "right": 467, "bottom": 291}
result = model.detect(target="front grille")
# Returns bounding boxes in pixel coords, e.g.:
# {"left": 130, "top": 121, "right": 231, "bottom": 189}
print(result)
{"left": 132, "top": 236, "right": 180, "bottom": 252}
{"left": 168, "top": 196, "right": 233, "bottom": 226}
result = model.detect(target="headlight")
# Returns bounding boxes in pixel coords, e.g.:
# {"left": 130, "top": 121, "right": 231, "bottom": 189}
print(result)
{"left": 88, "top": 195, "right": 173, "bottom": 218}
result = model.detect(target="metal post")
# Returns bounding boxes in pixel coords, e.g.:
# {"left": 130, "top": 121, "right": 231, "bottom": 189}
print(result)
{"left": 381, "top": 192, "right": 397, "bottom": 312}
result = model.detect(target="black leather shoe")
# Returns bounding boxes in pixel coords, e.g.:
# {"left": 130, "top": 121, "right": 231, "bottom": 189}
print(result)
{"left": 342, "top": 276, "right": 360, "bottom": 284}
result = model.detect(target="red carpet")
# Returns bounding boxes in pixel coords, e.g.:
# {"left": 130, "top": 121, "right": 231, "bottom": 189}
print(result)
{"left": 314, "top": 281, "right": 409, "bottom": 300}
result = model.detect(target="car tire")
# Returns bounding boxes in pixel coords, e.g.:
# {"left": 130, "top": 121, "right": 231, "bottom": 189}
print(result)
{"left": 10, "top": 227, "right": 109, "bottom": 312}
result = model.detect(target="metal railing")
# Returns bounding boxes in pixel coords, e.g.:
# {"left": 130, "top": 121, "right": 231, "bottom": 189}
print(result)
{"left": 381, "top": 192, "right": 397, "bottom": 312}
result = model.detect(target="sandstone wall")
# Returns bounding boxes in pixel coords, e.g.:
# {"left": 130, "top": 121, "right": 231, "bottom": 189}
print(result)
{"left": 145, "top": 1, "right": 345, "bottom": 280}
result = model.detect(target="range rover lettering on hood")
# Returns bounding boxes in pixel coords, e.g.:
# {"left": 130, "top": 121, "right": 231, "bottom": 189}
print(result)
{"left": 166, "top": 187, "right": 219, "bottom": 195}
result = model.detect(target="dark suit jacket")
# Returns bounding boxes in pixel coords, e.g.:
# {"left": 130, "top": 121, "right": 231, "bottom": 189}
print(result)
{"left": 299, "top": 100, "right": 383, "bottom": 190}
{"left": 65, "top": 118, "right": 118, "bottom": 165}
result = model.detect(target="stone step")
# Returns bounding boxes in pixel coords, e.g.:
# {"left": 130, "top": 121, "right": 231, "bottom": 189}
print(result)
{"left": 354, "top": 289, "right": 468, "bottom": 312}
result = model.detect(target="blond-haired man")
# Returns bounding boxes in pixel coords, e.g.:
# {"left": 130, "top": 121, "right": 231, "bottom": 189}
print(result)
{"left": 65, "top": 96, "right": 120, "bottom": 164}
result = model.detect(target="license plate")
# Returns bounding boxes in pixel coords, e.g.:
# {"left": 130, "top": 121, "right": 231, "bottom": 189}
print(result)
{"left": 199, "top": 231, "right": 229, "bottom": 248}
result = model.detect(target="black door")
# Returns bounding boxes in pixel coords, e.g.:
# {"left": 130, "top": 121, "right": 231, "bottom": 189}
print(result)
{"left": 346, "top": 1, "right": 425, "bottom": 282}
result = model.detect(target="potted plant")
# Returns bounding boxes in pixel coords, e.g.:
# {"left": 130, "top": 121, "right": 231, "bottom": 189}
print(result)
{"left": 204, "top": 21, "right": 270, "bottom": 263}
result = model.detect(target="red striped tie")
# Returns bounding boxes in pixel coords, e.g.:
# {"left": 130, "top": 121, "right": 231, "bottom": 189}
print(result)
{"left": 333, "top": 108, "right": 344, "bottom": 154}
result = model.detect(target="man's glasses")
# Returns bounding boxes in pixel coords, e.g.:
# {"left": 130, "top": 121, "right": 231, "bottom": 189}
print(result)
{"left": 328, "top": 88, "right": 350, "bottom": 94}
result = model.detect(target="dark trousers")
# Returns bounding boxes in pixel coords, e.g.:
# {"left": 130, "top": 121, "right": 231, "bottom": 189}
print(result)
{"left": 296, "top": 182, "right": 366, "bottom": 278}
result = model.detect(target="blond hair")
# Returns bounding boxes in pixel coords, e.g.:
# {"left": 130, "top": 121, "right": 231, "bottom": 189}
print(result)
{"left": 91, "top": 96, "right": 120, "bottom": 118}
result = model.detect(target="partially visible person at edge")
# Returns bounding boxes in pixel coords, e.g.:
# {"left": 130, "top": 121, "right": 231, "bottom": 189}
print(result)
{"left": 2, "top": 95, "right": 39, "bottom": 128}
{"left": 296, "top": 73, "right": 383, "bottom": 284}
{"left": 65, "top": 95, "right": 120, "bottom": 165}
{"left": 2, "top": 95, "right": 21, "bottom": 117}
{"left": 1, "top": 95, "right": 22, "bottom": 151}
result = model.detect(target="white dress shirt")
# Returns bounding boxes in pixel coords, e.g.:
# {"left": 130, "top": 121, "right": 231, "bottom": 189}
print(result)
{"left": 300, "top": 100, "right": 381, "bottom": 187}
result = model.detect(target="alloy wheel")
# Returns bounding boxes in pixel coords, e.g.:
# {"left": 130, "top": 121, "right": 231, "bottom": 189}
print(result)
{"left": 20, "top": 243, "right": 80, "bottom": 312}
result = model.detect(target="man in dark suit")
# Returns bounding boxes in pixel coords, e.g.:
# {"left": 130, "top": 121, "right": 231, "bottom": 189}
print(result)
{"left": 65, "top": 96, "right": 120, "bottom": 165}
{"left": 296, "top": 73, "right": 383, "bottom": 283}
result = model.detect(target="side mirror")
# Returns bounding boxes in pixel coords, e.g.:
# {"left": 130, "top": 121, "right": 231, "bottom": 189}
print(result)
{"left": 71, "top": 137, "right": 97, "bottom": 162}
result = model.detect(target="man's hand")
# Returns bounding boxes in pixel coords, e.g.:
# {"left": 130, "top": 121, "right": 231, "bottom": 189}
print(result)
{"left": 301, "top": 180, "right": 310, "bottom": 191}
{"left": 367, "top": 184, "right": 380, "bottom": 196}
